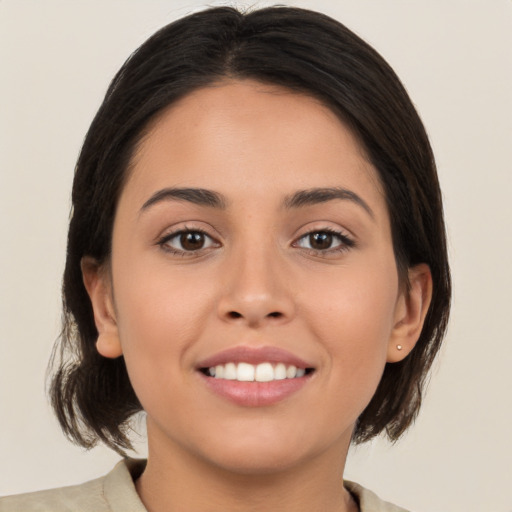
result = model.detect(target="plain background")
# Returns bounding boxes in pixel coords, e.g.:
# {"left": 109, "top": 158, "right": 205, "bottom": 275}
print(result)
{"left": 1, "top": 1, "right": 511, "bottom": 511}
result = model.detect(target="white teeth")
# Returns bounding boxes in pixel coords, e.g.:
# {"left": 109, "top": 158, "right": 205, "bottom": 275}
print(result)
{"left": 208, "top": 362, "right": 309, "bottom": 382}
{"left": 255, "top": 362, "right": 274, "bottom": 382}
{"left": 286, "top": 365, "right": 297, "bottom": 379}
{"left": 224, "top": 362, "right": 237, "bottom": 380}
{"left": 237, "top": 362, "right": 255, "bottom": 381}
{"left": 274, "top": 363, "right": 287, "bottom": 380}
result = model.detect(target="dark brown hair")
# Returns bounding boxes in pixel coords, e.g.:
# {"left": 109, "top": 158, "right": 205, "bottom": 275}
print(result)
{"left": 49, "top": 6, "right": 451, "bottom": 454}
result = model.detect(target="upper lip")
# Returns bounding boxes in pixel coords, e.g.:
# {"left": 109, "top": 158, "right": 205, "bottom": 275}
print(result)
{"left": 196, "top": 346, "right": 314, "bottom": 370}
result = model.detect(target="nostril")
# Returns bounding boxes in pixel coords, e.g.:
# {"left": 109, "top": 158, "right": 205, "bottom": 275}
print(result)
{"left": 226, "top": 311, "right": 283, "bottom": 320}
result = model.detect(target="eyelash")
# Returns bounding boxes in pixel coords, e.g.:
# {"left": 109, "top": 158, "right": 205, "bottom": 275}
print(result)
{"left": 157, "top": 226, "right": 355, "bottom": 257}
{"left": 158, "top": 226, "right": 218, "bottom": 256}
{"left": 293, "top": 227, "right": 355, "bottom": 256}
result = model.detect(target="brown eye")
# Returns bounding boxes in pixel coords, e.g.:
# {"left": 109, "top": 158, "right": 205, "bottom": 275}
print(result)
{"left": 161, "top": 229, "right": 217, "bottom": 253}
{"left": 180, "top": 232, "right": 205, "bottom": 250}
{"left": 309, "top": 232, "right": 333, "bottom": 250}
{"left": 295, "top": 229, "right": 353, "bottom": 254}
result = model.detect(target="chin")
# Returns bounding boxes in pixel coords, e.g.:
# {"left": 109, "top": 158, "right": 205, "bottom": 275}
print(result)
{"left": 189, "top": 424, "right": 345, "bottom": 477}
{"left": 205, "top": 445, "right": 312, "bottom": 476}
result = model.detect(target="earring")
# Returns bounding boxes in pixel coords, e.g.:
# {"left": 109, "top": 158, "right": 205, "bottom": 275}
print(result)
{"left": 396, "top": 344, "right": 403, "bottom": 351}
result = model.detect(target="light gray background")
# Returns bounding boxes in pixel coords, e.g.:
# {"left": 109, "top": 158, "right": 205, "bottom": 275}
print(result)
{"left": 1, "top": 1, "right": 511, "bottom": 511}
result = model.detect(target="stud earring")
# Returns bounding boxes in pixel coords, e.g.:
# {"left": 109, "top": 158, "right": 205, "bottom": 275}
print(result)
{"left": 396, "top": 344, "right": 403, "bottom": 351}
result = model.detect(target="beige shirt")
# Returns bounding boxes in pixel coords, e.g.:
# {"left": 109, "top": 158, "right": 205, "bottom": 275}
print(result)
{"left": 0, "top": 459, "right": 409, "bottom": 512}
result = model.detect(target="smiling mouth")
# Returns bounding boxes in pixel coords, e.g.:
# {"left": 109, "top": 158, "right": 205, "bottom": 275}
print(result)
{"left": 200, "top": 362, "right": 315, "bottom": 382}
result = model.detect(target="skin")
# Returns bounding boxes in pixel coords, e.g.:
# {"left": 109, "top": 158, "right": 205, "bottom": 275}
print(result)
{"left": 83, "top": 80, "right": 432, "bottom": 512}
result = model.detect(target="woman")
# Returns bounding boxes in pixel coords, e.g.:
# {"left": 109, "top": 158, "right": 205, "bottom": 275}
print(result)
{"left": 1, "top": 6, "right": 450, "bottom": 511}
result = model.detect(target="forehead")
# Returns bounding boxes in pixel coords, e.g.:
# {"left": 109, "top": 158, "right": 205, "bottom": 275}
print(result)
{"left": 124, "top": 79, "right": 385, "bottom": 212}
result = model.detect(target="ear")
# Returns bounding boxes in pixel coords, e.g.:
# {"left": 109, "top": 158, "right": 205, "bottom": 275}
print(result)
{"left": 81, "top": 256, "right": 123, "bottom": 359}
{"left": 387, "top": 263, "right": 433, "bottom": 363}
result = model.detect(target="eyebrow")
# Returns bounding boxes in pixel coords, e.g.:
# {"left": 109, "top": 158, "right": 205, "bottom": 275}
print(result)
{"left": 141, "top": 187, "right": 227, "bottom": 211}
{"left": 140, "top": 186, "right": 374, "bottom": 219}
{"left": 283, "top": 187, "right": 374, "bottom": 218}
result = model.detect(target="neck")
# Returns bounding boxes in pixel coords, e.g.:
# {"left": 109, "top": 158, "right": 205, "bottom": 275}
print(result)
{"left": 135, "top": 424, "right": 358, "bottom": 512}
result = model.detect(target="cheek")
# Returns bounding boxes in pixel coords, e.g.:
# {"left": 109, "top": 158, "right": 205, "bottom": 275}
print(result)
{"left": 114, "top": 254, "right": 213, "bottom": 338}
{"left": 303, "top": 257, "right": 398, "bottom": 339}
{"left": 110, "top": 257, "right": 217, "bottom": 393}
{"left": 300, "top": 259, "right": 398, "bottom": 399}
{"left": 110, "top": 268, "right": 215, "bottom": 429}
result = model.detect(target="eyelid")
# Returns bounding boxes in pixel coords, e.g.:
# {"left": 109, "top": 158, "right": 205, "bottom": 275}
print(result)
{"left": 157, "top": 225, "right": 221, "bottom": 255}
{"left": 292, "top": 226, "right": 356, "bottom": 255}
{"left": 155, "top": 222, "right": 355, "bottom": 257}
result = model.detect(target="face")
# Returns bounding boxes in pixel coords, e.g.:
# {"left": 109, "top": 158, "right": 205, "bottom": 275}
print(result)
{"left": 86, "top": 80, "right": 426, "bottom": 475}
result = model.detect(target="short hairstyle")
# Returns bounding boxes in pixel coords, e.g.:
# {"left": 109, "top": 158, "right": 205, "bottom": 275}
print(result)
{"left": 49, "top": 6, "right": 451, "bottom": 455}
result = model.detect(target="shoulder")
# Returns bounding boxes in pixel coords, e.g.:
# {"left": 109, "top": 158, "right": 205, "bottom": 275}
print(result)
{"left": 0, "top": 475, "right": 106, "bottom": 512}
{"left": 0, "top": 458, "right": 147, "bottom": 512}
{"left": 345, "top": 480, "right": 410, "bottom": 512}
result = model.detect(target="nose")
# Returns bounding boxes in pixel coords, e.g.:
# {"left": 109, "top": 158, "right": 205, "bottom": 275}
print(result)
{"left": 217, "top": 243, "right": 295, "bottom": 328}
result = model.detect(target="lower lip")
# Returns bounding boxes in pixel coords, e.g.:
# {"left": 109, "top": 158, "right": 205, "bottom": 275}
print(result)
{"left": 199, "top": 373, "right": 311, "bottom": 407}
